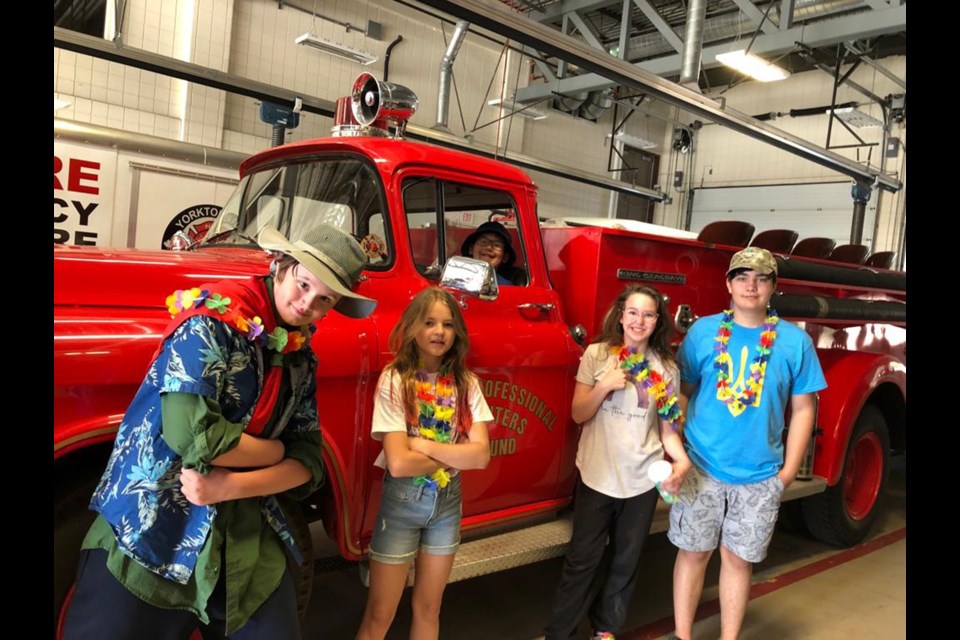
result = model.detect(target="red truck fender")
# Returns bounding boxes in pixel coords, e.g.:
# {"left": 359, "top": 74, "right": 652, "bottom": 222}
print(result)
{"left": 799, "top": 347, "right": 905, "bottom": 547}
{"left": 814, "top": 348, "right": 906, "bottom": 486}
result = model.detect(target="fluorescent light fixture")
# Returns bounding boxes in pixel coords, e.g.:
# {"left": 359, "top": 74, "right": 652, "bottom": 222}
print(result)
{"left": 609, "top": 131, "right": 657, "bottom": 150}
{"left": 715, "top": 49, "right": 790, "bottom": 82}
{"left": 833, "top": 106, "right": 883, "bottom": 128}
{"left": 487, "top": 97, "right": 548, "bottom": 120}
{"left": 295, "top": 32, "right": 377, "bottom": 66}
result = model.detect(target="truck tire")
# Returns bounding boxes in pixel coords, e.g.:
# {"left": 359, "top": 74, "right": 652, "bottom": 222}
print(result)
{"left": 801, "top": 404, "right": 890, "bottom": 547}
{"left": 54, "top": 470, "right": 100, "bottom": 637}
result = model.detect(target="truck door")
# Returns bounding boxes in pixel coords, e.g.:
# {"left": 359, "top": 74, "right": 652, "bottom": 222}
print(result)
{"left": 400, "top": 172, "right": 579, "bottom": 519}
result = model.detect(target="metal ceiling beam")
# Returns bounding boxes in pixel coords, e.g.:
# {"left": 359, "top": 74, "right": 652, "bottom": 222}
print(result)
{"left": 780, "top": 0, "right": 796, "bottom": 29}
{"left": 531, "top": 0, "right": 624, "bottom": 22}
{"left": 844, "top": 42, "right": 906, "bottom": 89}
{"left": 730, "top": 0, "right": 780, "bottom": 34}
{"left": 631, "top": 0, "right": 684, "bottom": 53}
{"left": 516, "top": 3, "right": 905, "bottom": 98}
{"left": 416, "top": 0, "right": 901, "bottom": 191}
{"left": 617, "top": 0, "right": 632, "bottom": 59}
{"left": 525, "top": 45, "right": 558, "bottom": 81}
{"left": 53, "top": 26, "right": 662, "bottom": 201}
{"left": 567, "top": 11, "right": 605, "bottom": 50}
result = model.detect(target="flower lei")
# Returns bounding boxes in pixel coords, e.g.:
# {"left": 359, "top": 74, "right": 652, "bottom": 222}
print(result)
{"left": 412, "top": 365, "right": 456, "bottom": 490}
{"left": 165, "top": 287, "right": 309, "bottom": 355}
{"left": 614, "top": 346, "right": 685, "bottom": 431}
{"left": 714, "top": 308, "right": 779, "bottom": 413}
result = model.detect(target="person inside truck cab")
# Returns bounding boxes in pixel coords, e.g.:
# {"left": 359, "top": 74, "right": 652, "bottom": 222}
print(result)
{"left": 460, "top": 220, "right": 524, "bottom": 286}
{"left": 62, "top": 224, "right": 377, "bottom": 640}
{"left": 667, "top": 246, "right": 826, "bottom": 640}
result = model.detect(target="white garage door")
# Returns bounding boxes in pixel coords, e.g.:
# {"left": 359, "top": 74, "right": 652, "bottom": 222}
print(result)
{"left": 690, "top": 182, "right": 877, "bottom": 248}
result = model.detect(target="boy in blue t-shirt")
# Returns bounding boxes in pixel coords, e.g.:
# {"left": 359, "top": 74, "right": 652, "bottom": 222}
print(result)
{"left": 668, "top": 246, "right": 826, "bottom": 640}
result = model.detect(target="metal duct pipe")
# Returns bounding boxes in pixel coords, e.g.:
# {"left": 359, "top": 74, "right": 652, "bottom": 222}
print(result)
{"left": 625, "top": 0, "right": 867, "bottom": 62}
{"left": 383, "top": 35, "right": 404, "bottom": 82}
{"left": 54, "top": 118, "right": 246, "bottom": 170}
{"left": 850, "top": 181, "right": 872, "bottom": 245}
{"left": 774, "top": 293, "right": 905, "bottom": 323}
{"left": 580, "top": 88, "right": 613, "bottom": 119}
{"left": 678, "top": 0, "right": 708, "bottom": 86}
{"left": 436, "top": 20, "right": 470, "bottom": 129}
{"left": 850, "top": 199, "right": 866, "bottom": 245}
{"left": 270, "top": 124, "right": 285, "bottom": 147}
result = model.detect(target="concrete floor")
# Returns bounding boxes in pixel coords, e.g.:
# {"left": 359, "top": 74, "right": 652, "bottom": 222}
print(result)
{"left": 302, "top": 453, "right": 907, "bottom": 639}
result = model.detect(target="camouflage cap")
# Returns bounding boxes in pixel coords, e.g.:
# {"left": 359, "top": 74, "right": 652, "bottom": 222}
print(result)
{"left": 727, "top": 246, "right": 778, "bottom": 277}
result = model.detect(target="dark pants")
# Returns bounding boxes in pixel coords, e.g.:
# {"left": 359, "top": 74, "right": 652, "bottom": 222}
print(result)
{"left": 545, "top": 480, "right": 659, "bottom": 640}
{"left": 61, "top": 549, "right": 301, "bottom": 640}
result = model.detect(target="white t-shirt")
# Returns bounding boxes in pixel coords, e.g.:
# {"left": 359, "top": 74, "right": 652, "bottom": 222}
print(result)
{"left": 574, "top": 342, "right": 678, "bottom": 499}
{"left": 371, "top": 367, "right": 493, "bottom": 470}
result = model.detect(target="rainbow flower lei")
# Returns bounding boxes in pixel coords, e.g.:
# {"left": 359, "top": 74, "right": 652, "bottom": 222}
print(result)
{"left": 614, "top": 346, "right": 685, "bottom": 432}
{"left": 412, "top": 366, "right": 456, "bottom": 490}
{"left": 714, "top": 308, "right": 779, "bottom": 413}
{"left": 165, "top": 287, "right": 309, "bottom": 355}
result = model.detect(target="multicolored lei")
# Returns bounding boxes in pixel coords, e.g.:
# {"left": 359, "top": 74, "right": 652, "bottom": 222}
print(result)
{"left": 614, "top": 346, "right": 685, "bottom": 432}
{"left": 412, "top": 366, "right": 456, "bottom": 490}
{"left": 164, "top": 287, "right": 309, "bottom": 354}
{"left": 714, "top": 307, "right": 779, "bottom": 413}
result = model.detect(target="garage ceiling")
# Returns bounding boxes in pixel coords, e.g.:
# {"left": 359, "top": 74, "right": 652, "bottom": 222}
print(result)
{"left": 499, "top": 0, "right": 905, "bottom": 98}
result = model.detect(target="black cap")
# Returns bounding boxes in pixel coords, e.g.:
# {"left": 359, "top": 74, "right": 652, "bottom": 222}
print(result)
{"left": 460, "top": 221, "right": 516, "bottom": 268}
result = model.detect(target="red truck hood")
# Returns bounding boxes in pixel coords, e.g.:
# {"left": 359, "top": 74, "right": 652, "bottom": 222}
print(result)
{"left": 54, "top": 244, "right": 274, "bottom": 309}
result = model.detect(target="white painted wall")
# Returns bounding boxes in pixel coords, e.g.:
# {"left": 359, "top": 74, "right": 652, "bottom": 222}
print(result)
{"left": 53, "top": 0, "right": 906, "bottom": 254}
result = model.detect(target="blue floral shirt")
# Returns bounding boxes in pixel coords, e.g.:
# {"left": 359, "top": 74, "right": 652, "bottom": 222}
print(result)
{"left": 83, "top": 288, "right": 323, "bottom": 630}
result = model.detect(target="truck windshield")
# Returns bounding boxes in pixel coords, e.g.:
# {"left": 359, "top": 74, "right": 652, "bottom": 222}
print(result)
{"left": 203, "top": 156, "right": 391, "bottom": 268}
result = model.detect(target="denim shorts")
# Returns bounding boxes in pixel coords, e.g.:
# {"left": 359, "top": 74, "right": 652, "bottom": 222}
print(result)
{"left": 667, "top": 465, "right": 785, "bottom": 563}
{"left": 368, "top": 471, "right": 463, "bottom": 564}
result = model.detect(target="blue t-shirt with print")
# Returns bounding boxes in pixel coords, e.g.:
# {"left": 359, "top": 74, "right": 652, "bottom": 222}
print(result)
{"left": 678, "top": 312, "right": 827, "bottom": 484}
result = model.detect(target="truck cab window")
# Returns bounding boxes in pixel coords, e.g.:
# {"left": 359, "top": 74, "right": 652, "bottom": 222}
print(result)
{"left": 442, "top": 183, "right": 526, "bottom": 287}
{"left": 402, "top": 177, "right": 441, "bottom": 278}
{"left": 402, "top": 177, "right": 526, "bottom": 285}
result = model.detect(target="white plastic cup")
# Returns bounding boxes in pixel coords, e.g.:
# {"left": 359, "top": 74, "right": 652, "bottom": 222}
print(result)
{"left": 648, "top": 459, "right": 677, "bottom": 504}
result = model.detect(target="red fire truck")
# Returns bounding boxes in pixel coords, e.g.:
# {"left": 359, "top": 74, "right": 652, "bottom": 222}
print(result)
{"left": 54, "top": 74, "right": 906, "bottom": 628}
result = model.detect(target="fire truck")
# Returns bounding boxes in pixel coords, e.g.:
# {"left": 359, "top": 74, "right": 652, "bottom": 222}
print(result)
{"left": 54, "top": 74, "right": 906, "bottom": 629}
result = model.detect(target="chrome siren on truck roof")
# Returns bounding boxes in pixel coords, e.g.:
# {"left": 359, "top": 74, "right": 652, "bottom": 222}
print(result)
{"left": 331, "top": 73, "right": 419, "bottom": 140}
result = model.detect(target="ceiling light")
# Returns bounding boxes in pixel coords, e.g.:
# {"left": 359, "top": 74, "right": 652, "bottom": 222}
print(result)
{"left": 715, "top": 49, "right": 790, "bottom": 82}
{"left": 295, "top": 33, "right": 377, "bottom": 65}
{"left": 487, "top": 97, "right": 548, "bottom": 120}
{"left": 832, "top": 106, "right": 884, "bottom": 128}
{"left": 609, "top": 131, "right": 657, "bottom": 150}
{"left": 54, "top": 98, "right": 72, "bottom": 112}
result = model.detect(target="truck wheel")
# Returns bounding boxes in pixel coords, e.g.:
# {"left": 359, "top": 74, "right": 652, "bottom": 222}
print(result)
{"left": 54, "top": 471, "right": 100, "bottom": 637}
{"left": 801, "top": 404, "right": 890, "bottom": 547}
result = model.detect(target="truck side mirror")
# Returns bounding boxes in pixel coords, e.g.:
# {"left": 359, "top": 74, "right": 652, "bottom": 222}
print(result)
{"left": 440, "top": 256, "right": 499, "bottom": 302}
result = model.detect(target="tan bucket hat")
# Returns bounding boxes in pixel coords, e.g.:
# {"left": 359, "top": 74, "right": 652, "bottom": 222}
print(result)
{"left": 727, "top": 246, "right": 778, "bottom": 277}
{"left": 257, "top": 224, "right": 377, "bottom": 319}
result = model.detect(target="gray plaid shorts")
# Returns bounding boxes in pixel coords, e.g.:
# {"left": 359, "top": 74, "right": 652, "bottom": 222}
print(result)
{"left": 667, "top": 464, "right": 785, "bottom": 562}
